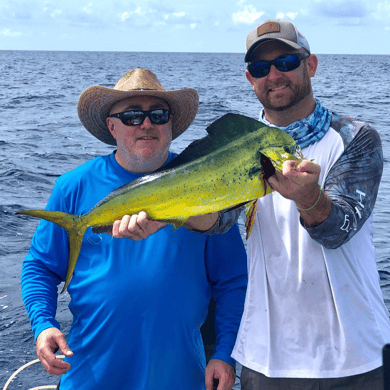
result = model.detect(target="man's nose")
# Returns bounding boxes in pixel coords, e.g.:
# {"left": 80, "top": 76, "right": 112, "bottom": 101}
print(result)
{"left": 140, "top": 116, "right": 152, "bottom": 129}
{"left": 267, "top": 64, "right": 283, "bottom": 79}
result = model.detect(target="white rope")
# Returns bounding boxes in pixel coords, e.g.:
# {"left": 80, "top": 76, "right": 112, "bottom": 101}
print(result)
{"left": 2, "top": 356, "right": 64, "bottom": 390}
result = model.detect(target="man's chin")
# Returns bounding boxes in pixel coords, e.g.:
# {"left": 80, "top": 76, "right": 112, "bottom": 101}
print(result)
{"left": 132, "top": 151, "right": 169, "bottom": 173}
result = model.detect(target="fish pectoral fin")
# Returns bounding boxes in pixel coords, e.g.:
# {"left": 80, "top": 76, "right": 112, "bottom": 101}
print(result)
{"left": 260, "top": 146, "right": 303, "bottom": 171}
{"left": 92, "top": 225, "right": 112, "bottom": 234}
{"left": 162, "top": 218, "right": 187, "bottom": 231}
{"left": 245, "top": 200, "right": 258, "bottom": 240}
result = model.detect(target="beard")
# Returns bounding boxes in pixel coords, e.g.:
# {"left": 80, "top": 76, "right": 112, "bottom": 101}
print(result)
{"left": 257, "top": 68, "right": 313, "bottom": 112}
{"left": 115, "top": 132, "right": 172, "bottom": 174}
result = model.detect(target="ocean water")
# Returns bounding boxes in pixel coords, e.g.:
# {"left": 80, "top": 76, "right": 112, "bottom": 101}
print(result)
{"left": 0, "top": 51, "right": 389, "bottom": 389}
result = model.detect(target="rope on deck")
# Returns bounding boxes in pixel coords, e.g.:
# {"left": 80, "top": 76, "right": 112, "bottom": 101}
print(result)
{"left": 2, "top": 356, "right": 64, "bottom": 390}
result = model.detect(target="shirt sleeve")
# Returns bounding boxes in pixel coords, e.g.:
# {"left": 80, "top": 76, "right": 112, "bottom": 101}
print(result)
{"left": 205, "top": 224, "right": 248, "bottom": 366}
{"left": 21, "top": 181, "right": 70, "bottom": 340}
{"left": 303, "top": 124, "right": 383, "bottom": 249}
{"left": 186, "top": 208, "right": 242, "bottom": 235}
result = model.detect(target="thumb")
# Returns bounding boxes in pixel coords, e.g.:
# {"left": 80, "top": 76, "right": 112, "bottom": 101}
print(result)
{"left": 56, "top": 334, "right": 73, "bottom": 357}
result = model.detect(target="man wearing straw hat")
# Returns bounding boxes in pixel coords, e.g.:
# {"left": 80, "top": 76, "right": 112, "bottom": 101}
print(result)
{"left": 21, "top": 68, "right": 247, "bottom": 390}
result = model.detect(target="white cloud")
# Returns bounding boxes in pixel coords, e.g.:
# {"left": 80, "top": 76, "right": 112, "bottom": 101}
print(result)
{"left": 374, "top": 0, "right": 390, "bottom": 18}
{"left": 120, "top": 11, "right": 129, "bottom": 22}
{"left": 51, "top": 9, "right": 62, "bottom": 19}
{"left": 0, "top": 28, "right": 21, "bottom": 37}
{"left": 119, "top": 7, "right": 142, "bottom": 22}
{"left": 174, "top": 12, "right": 186, "bottom": 17}
{"left": 276, "top": 12, "right": 298, "bottom": 19}
{"left": 232, "top": 4, "right": 264, "bottom": 24}
{"left": 190, "top": 23, "right": 196, "bottom": 29}
{"left": 83, "top": 3, "right": 93, "bottom": 15}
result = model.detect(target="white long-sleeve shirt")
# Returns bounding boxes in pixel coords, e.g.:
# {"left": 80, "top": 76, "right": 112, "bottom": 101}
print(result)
{"left": 231, "top": 113, "right": 390, "bottom": 378}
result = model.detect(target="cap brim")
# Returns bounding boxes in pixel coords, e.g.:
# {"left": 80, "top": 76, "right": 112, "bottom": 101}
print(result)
{"left": 245, "top": 38, "right": 303, "bottom": 62}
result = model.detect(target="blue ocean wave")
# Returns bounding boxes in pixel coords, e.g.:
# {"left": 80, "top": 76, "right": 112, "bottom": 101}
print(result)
{"left": 0, "top": 50, "right": 389, "bottom": 389}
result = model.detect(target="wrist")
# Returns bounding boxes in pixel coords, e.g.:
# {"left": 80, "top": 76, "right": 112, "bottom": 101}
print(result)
{"left": 295, "top": 184, "right": 322, "bottom": 212}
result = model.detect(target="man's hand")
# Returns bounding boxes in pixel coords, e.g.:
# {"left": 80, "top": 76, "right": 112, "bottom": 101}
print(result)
{"left": 36, "top": 327, "right": 73, "bottom": 376}
{"left": 110, "top": 211, "right": 167, "bottom": 240}
{"left": 267, "top": 160, "right": 320, "bottom": 205}
{"left": 267, "top": 160, "right": 332, "bottom": 227}
{"left": 109, "top": 211, "right": 219, "bottom": 240}
{"left": 205, "top": 359, "right": 235, "bottom": 390}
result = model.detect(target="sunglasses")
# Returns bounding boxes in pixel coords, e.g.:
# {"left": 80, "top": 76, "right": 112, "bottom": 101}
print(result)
{"left": 109, "top": 109, "right": 171, "bottom": 126}
{"left": 247, "top": 53, "right": 310, "bottom": 78}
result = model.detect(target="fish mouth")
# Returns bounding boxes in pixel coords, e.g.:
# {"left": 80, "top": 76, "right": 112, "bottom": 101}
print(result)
{"left": 260, "top": 153, "right": 276, "bottom": 180}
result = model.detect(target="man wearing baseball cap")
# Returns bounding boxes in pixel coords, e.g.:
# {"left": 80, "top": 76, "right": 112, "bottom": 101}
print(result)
{"left": 229, "top": 20, "right": 390, "bottom": 389}
{"left": 21, "top": 68, "right": 247, "bottom": 390}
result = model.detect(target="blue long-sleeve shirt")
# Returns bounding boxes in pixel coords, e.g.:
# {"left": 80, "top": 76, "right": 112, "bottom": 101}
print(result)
{"left": 21, "top": 151, "right": 247, "bottom": 390}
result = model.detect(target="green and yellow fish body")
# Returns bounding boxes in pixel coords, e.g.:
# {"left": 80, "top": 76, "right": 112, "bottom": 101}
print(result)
{"left": 18, "top": 113, "right": 302, "bottom": 291}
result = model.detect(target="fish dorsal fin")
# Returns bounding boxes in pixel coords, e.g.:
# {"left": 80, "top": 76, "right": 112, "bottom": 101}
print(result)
{"left": 158, "top": 113, "right": 269, "bottom": 171}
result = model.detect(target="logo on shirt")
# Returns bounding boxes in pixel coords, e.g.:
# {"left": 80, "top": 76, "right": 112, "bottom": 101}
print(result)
{"left": 340, "top": 189, "right": 366, "bottom": 231}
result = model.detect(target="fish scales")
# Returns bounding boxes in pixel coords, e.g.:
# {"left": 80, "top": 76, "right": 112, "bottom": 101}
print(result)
{"left": 17, "top": 113, "right": 302, "bottom": 291}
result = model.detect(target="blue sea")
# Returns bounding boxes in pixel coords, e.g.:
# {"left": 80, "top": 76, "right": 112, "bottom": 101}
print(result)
{"left": 0, "top": 51, "right": 389, "bottom": 389}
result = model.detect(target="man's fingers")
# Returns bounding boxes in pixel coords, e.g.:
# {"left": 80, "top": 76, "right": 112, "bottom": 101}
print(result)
{"left": 282, "top": 159, "right": 298, "bottom": 173}
{"left": 112, "top": 212, "right": 166, "bottom": 240}
{"left": 112, "top": 215, "right": 142, "bottom": 239}
{"left": 205, "top": 359, "right": 235, "bottom": 390}
{"left": 36, "top": 328, "right": 73, "bottom": 376}
{"left": 266, "top": 169, "right": 284, "bottom": 190}
{"left": 294, "top": 159, "right": 321, "bottom": 175}
{"left": 40, "top": 354, "right": 71, "bottom": 376}
{"left": 57, "top": 336, "right": 73, "bottom": 357}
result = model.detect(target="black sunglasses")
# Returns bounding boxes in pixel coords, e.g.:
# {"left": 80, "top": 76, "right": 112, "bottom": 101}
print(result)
{"left": 247, "top": 53, "right": 310, "bottom": 78}
{"left": 109, "top": 109, "right": 171, "bottom": 126}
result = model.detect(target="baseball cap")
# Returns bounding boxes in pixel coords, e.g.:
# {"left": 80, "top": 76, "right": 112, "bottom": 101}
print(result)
{"left": 245, "top": 20, "right": 310, "bottom": 62}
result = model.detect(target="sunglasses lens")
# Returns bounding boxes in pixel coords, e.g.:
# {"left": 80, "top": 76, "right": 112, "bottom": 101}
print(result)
{"left": 121, "top": 111, "right": 144, "bottom": 126}
{"left": 115, "top": 109, "right": 170, "bottom": 126}
{"left": 248, "top": 62, "right": 270, "bottom": 78}
{"left": 149, "top": 109, "right": 170, "bottom": 124}
{"left": 248, "top": 54, "right": 306, "bottom": 78}
{"left": 274, "top": 55, "right": 300, "bottom": 72}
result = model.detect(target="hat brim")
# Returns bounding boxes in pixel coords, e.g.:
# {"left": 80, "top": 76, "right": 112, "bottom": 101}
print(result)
{"left": 245, "top": 38, "right": 303, "bottom": 62}
{"left": 77, "top": 86, "right": 199, "bottom": 146}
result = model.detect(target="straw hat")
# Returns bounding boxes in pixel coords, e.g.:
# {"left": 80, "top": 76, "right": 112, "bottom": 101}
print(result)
{"left": 77, "top": 68, "right": 199, "bottom": 146}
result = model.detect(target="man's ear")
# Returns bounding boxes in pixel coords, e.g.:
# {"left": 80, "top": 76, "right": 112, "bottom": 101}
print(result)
{"left": 106, "top": 117, "right": 117, "bottom": 139}
{"left": 245, "top": 69, "right": 255, "bottom": 87}
{"left": 306, "top": 54, "right": 318, "bottom": 77}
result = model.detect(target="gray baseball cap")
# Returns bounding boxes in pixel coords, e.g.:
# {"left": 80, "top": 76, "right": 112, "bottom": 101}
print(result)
{"left": 245, "top": 20, "right": 310, "bottom": 62}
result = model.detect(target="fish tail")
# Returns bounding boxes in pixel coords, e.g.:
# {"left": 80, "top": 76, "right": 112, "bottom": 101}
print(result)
{"left": 17, "top": 209, "right": 87, "bottom": 293}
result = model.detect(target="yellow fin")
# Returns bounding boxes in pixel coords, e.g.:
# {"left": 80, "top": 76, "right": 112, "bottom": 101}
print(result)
{"left": 163, "top": 218, "right": 187, "bottom": 231}
{"left": 245, "top": 199, "right": 258, "bottom": 240}
{"left": 17, "top": 209, "right": 86, "bottom": 293}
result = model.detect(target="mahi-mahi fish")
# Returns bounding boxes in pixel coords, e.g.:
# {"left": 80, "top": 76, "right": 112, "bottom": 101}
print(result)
{"left": 17, "top": 113, "right": 303, "bottom": 292}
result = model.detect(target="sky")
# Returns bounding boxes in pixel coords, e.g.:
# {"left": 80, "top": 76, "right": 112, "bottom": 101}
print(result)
{"left": 0, "top": 0, "right": 389, "bottom": 54}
